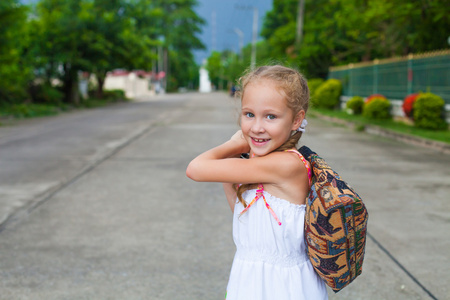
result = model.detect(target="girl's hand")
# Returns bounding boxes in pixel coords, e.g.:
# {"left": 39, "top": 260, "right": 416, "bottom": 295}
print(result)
{"left": 230, "top": 130, "right": 250, "bottom": 154}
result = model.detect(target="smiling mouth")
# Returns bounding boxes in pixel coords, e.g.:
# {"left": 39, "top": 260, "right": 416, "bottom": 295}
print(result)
{"left": 251, "top": 137, "right": 270, "bottom": 143}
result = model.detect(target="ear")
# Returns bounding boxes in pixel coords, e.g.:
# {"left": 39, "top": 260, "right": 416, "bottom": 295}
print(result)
{"left": 291, "top": 110, "right": 305, "bottom": 131}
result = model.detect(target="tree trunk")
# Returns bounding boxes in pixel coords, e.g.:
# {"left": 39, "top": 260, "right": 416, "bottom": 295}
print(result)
{"left": 63, "top": 63, "right": 80, "bottom": 105}
{"left": 96, "top": 71, "right": 107, "bottom": 99}
{"left": 68, "top": 74, "right": 80, "bottom": 105}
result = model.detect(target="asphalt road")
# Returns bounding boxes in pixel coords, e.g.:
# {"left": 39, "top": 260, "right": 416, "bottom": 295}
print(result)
{"left": 0, "top": 92, "right": 448, "bottom": 300}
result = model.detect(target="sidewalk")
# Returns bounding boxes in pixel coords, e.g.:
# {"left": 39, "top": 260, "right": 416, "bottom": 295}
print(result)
{"left": 312, "top": 113, "right": 450, "bottom": 155}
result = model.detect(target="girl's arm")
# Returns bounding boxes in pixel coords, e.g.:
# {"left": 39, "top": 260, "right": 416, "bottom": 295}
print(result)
{"left": 186, "top": 130, "right": 294, "bottom": 185}
{"left": 186, "top": 130, "right": 249, "bottom": 182}
{"left": 187, "top": 131, "right": 247, "bottom": 213}
{"left": 222, "top": 183, "right": 237, "bottom": 212}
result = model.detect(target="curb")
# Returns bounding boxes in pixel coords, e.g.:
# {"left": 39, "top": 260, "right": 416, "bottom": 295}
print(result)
{"left": 314, "top": 114, "right": 450, "bottom": 155}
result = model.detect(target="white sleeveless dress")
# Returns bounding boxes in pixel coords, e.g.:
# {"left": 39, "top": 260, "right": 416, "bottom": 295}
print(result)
{"left": 226, "top": 187, "right": 328, "bottom": 300}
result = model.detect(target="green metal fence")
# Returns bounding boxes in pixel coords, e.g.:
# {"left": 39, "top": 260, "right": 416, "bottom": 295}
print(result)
{"left": 329, "top": 50, "right": 450, "bottom": 104}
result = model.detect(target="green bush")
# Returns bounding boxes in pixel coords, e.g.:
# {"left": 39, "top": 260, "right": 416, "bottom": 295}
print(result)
{"left": 413, "top": 93, "right": 447, "bottom": 130}
{"left": 30, "top": 84, "right": 64, "bottom": 105}
{"left": 103, "top": 89, "right": 126, "bottom": 101}
{"left": 0, "top": 103, "right": 59, "bottom": 118}
{"left": 363, "top": 98, "right": 391, "bottom": 119}
{"left": 346, "top": 96, "right": 364, "bottom": 114}
{"left": 313, "top": 79, "right": 342, "bottom": 109}
{"left": 0, "top": 76, "right": 29, "bottom": 106}
{"left": 308, "top": 78, "right": 324, "bottom": 99}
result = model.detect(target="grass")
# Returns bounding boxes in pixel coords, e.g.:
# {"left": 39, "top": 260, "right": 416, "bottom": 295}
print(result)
{"left": 78, "top": 96, "right": 127, "bottom": 108}
{"left": 0, "top": 103, "right": 62, "bottom": 119}
{"left": 309, "top": 107, "right": 450, "bottom": 144}
{"left": 0, "top": 96, "right": 128, "bottom": 121}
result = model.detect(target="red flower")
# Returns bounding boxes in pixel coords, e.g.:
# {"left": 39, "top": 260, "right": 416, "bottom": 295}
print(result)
{"left": 402, "top": 93, "right": 420, "bottom": 118}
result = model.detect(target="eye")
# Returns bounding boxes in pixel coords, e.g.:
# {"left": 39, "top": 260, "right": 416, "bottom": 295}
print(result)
{"left": 266, "top": 114, "right": 276, "bottom": 120}
{"left": 244, "top": 112, "right": 254, "bottom": 118}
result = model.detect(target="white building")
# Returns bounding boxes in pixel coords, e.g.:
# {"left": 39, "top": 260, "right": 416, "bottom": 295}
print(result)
{"left": 104, "top": 70, "right": 154, "bottom": 98}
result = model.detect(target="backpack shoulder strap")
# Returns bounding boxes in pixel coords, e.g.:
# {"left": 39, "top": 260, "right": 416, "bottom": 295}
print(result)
{"left": 285, "top": 149, "right": 312, "bottom": 187}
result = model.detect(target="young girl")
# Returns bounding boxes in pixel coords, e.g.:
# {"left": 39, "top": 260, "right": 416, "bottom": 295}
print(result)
{"left": 186, "top": 65, "right": 328, "bottom": 299}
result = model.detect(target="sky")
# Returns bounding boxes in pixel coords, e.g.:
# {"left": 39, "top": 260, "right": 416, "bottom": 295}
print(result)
{"left": 193, "top": 0, "right": 273, "bottom": 64}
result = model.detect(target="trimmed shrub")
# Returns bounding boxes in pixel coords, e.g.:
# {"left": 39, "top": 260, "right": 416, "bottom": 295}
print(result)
{"left": 402, "top": 93, "right": 420, "bottom": 119}
{"left": 313, "top": 79, "right": 342, "bottom": 109}
{"left": 346, "top": 96, "right": 364, "bottom": 114}
{"left": 308, "top": 78, "right": 324, "bottom": 99}
{"left": 413, "top": 93, "right": 447, "bottom": 130}
{"left": 365, "top": 94, "right": 387, "bottom": 104}
{"left": 363, "top": 98, "right": 391, "bottom": 119}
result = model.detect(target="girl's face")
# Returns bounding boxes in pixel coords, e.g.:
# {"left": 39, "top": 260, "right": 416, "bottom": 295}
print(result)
{"left": 240, "top": 79, "right": 304, "bottom": 157}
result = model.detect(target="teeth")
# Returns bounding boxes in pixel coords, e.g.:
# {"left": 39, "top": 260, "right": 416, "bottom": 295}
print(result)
{"left": 254, "top": 138, "right": 267, "bottom": 142}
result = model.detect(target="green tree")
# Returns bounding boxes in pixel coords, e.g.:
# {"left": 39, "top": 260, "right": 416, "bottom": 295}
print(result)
{"left": 222, "top": 50, "right": 246, "bottom": 85}
{"left": 154, "top": 0, "right": 205, "bottom": 91}
{"left": 0, "top": 1, "right": 30, "bottom": 104}
{"left": 206, "top": 51, "right": 223, "bottom": 88}
{"left": 30, "top": 0, "right": 205, "bottom": 103}
{"left": 258, "top": 0, "right": 450, "bottom": 77}
{"left": 31, "top": 0, "right": 93, "bottom": 104}
{"left": 386, "top": 0, "right": 450, "bottom": 53}
{"left": 259, "top": 0, "right": 339, "bottom": 78}
{"left": 260, "top": 0, "right": 298, "bottom": 59}
{"left": 85, "top": 0, "right": 157, "bottom": 98}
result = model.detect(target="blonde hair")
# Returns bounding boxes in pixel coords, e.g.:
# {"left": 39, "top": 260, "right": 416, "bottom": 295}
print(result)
{"left": 235, "top": 65, "right": 310, "bottom": 207}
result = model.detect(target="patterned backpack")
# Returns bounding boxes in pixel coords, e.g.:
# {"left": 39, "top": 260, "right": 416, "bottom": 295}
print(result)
{"left": 298, "top": 146, "right": 369, "bottom": 292}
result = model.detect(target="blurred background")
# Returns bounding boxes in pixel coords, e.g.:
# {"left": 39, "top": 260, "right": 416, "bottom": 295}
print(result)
{"left": 2, "top": 0, "right": 449, "bottom": 101}
{"left": 1, "top": 2, "right": 449, "bottom": 299}
{"left": 1, "top": 0, "right": 449, "bottom": 133}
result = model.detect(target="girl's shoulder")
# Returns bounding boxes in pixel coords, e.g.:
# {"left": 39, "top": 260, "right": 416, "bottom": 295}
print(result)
{"left": 284, "top": 149, "right": 312, "bottom": 178}
{"left": 267, "top": 149, "right": 309, "bottom": 168}
{"left": 262, "top": 150, "right": 309, "bottom": 179}
{"left": 262, "top": 151, "right": 311, "bottom": 205}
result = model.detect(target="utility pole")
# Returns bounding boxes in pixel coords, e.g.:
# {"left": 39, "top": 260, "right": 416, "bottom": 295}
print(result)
{"left": 163, "top": 48, "right": 168, "bottom": 91}
{"left": 234, "top": 5, "right": 259, "bottom": 69}
{"left": 158, "top": 44, "right": 163, "bottom": 76}
{"left": 295, "top": 0, "right": 305, "bottom": 50}
{"left": 157, "top": 36, "right": 165, "bottom": 93}
{"left": 251, "top": 7, "right": 258, "bottom": 69}
{"left": 234, "top": 28, "right": 244, "bottom": 62}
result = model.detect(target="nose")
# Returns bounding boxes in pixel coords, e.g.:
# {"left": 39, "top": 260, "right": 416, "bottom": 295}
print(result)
{"left": 251, "top": 118, "right": 265, "bottom": 134}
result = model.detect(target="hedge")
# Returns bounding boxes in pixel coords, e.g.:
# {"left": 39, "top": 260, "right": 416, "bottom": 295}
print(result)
{"left": 308, "top": 78, "right": 325, "bottom": 99}
{"left": 363, "top": 97, "right": 391, "bottom": 119}
{"left": 313, "top": 79, "right": 342, "bottom": 109}
{"left": 346, "top": 96, "right": 364, "bottom": 114}
{"left": 413, "top": 93, "right": 447, "bottom": 130}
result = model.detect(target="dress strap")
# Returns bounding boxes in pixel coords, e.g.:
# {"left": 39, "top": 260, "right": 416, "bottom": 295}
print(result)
{"left": 239, "top": 184, "right": 282, "bottom": 226}
{"left": 285, "top": 149, "right": 312, "bottom": 187}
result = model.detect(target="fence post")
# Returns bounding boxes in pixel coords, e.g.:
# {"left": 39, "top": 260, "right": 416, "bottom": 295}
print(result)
{"left": 407, "top": 53, "right": 413, "bottom": 95}
{"left": 373, "top": 59, "right": 379, "bottom": 94}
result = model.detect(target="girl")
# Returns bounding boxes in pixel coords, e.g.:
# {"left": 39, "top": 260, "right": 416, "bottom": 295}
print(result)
{"left": 186, "top": 65, "right": 328, "bottom": 299}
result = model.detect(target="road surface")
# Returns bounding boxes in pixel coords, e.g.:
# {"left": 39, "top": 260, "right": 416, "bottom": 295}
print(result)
{"left": 0, "top": 92, "right": 448, "bottom": 299}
